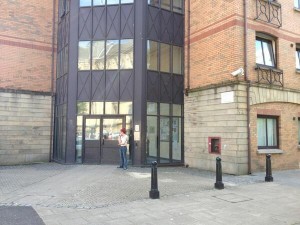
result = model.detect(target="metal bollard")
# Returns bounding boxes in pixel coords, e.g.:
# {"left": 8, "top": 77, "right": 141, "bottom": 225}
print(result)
{"left": 214, "top": 157, "right": 224, "bottom": 189}
{"left": 265, "top": 154, "right": 273, "bottom": 182}
{"left": 149, "top": 161, "right": 160, "bottom": 199}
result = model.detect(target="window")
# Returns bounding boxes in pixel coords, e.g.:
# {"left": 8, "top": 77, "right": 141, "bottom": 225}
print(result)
{"left": 257, "top": 116, "right": 278, "bottom": 148}
{"left": 161, "top": 0, "right": 171, "bottom": 10}
{"left": 298, "top": 118, "right": 300, "bottom": 145}
{"left": 92, "top": 41, "right": 105, "bottom": 70}
{"left": 106, "top": 40, "right": 119, "bottom": 70}
{"left": 173, "top": 0, "right": 183, "bottom": 13}
{"left": 80, "top": 0, "right": 92, "bottom": 7}
{"left": 295, "top": 0, "right": 300, "bottom": 8}
{"left": 173, "top": 45, "right": 183, "bottom": 75}
{"left": 94, "top": 0, "right": 105, "bottom": 5}
{"left": 120, "top": 39, "right": 133, "bottom": 69}
{"left": 160, "top": 43, "right": 171, "bottom": 73}
{"left": 296, "top": 47, "right": 300, "bottom": 70}
{"left": 78, "top": 41, "right": 91, "bottom": 70}
{"left": 256, "top": 37, "right": 276, "bottom": 67}
{"left": 147, "top": 41, "right": 158, "bottom": 71}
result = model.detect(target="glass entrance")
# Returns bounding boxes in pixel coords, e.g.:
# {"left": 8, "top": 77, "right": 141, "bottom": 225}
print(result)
{"left": 82, "top": 116, "right": 124, "bottom": 164}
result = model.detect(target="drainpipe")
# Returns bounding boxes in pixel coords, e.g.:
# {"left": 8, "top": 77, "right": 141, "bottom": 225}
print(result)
{"left": 50, "top": 0, "right": 57, "bottom": 162}
{"left": 244, "top": 0, "right": 251, "bottom": 174}
{"left": 185, "top": 0, "right": 191, "bottom": 95}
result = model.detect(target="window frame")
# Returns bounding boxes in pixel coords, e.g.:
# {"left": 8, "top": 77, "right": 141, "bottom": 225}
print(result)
{"left": 298, "top": 118, "right": 300, "bottom": 145}
{"left": 256, "top": 37, "right": 276, "bottom": 68}
{"left": 296, "top": 47, "right": 300, "bottom": 70}
{"left": 257, "top": 115, "right": 279, "bottom": 149}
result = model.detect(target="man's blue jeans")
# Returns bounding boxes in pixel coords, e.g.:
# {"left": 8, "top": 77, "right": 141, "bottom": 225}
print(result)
{"left": 119, "top": 146, "right": 127, "bottom": 169}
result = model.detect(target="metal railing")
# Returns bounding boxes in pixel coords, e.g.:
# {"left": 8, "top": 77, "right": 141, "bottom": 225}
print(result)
{"left": 255, "top": 0, "right": 282, "bottom": 27}
{"left": 255, "top": 65, "right": 283, "bottom": 86}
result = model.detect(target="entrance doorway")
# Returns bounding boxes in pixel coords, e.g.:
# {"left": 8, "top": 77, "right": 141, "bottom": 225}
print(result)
{"left": 83, "top": 116, "right": 125, "bottom": 164}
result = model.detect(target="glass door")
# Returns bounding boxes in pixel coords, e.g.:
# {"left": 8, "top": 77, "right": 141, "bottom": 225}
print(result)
{"left": 101, "top": 117, "right": 125, "bottom": 164}
{"left": 83, "top": 117, "right": 101, "bottom": 164}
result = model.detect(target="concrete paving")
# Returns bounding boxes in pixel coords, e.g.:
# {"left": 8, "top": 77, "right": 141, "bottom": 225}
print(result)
{"left": 0, "top": 163, "right": 299, "bottom": 225}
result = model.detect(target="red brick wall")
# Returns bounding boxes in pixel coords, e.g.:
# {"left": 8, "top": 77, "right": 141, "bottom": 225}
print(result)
{"left": 186, "top": 0, "right": 300, "bottom": 90}
{"left": 0, "top": 0, "right": 57, "bottom": 92}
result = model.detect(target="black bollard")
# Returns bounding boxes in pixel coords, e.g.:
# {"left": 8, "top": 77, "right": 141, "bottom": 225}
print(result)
{"left": 214, "top": 157, "right": 224, "bottom": 189}
{"left": 265, "top": 154, "right": 273, "bottom": 182}
{"left": 149, "top": 161, "right": 160, "bottom": 199}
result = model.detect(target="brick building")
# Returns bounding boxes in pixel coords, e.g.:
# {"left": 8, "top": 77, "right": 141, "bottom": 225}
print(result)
{"left": 185, "top": 0, "right": 300, "bottom": 174}
{"left": 0, "top": 0, "right": 56, "bottom": 165}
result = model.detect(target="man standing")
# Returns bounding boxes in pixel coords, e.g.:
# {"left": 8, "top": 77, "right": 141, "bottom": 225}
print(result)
{"left": 118, "top": 128, "right": 128, "bottom": 170}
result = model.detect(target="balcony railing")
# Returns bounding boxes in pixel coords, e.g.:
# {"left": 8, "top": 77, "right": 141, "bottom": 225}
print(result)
{"left": 255, "top": 0, "right": 282, "bottom": 27}
{"left": 255, "top": 65, "right": 283, "bottom": 86}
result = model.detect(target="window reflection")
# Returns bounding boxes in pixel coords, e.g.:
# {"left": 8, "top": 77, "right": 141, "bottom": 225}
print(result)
{"left": 85, "top": 119, "right": 101, "bottom": 140}
{"left": 106, "top": 40, "right": 119, "bottom": 70}
{"left": 147, "top": 41, "right": 158, "bottom": 71}
{"left": 173, "top": 0, "right": 183, "bottom": 13}
{"left": 80, "top": 0, "right": 92, "bottom": 7}
{"left": 94, "top": 0, "right": 105, "bottom": 5}
{"left": 120, "top": 39, "right": 133, "bottom": 69}
{"left": 78, "top": 41, "right": 91, "bottom": 70}
{"left": 77, "top": 102, "right": 90, "bottom": 115}
{"left": 161, "top": 0, "right": 171, "bottom": 10}
{"left": 119, "top": 102, "right": 133, "bottom": 114}
{"left": 172, "top": 117, "right": 181, "bottom": 161}
{"left": 256, "top": 38, "right": 275, "bottom": 67}
{"left": 148, "top": 0, "right": 159, "bottom": 7}
{"left": 173, "top": 46, "right": 182, "bottom": 74}
{"left": 160, "top": 43, "right": 171, "bottom": 73}
{"left": 107, "top": 0, "right": 119, "bottom": 5}
{"left": 296, "top": 48, "right": 300, "bottom": 69}
{"left": 105, "top": 102, "right": 118, "bottom": 114}
{"left": 91, "top": 102, "right": 104, "bottom": 115}
{"left": 92, "top": 41, "right": 105, "bottom": 70}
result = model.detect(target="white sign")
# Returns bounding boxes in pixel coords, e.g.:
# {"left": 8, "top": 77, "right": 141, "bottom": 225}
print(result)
{"left": 221, "top": 91, "right": 234, "bottom": 104}
{"left": 135, "top": 125, "right": 140, "bottom": 132}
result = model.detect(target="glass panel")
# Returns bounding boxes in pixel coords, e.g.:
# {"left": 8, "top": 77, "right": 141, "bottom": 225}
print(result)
{"left": 160, "top": 103, "right": 170, "bottom": 116}
{"left": 120, "top": 39, "right": 133, "bottom": 69}
{"left": 121, "top": 0, "right": 134, "bottom": 3}
{"left": 103, "top": 118, "right": 123, "bottom": 140}
{"left": 257, "top": 118, "right": 266, "bottom": 146}
{"left": 295, "top": 0, "right": 300, "bottom": 8}
{"left": 161, "top": 0, "right": 171, "bottom": 10}
{"left": 173, "top": 0, "right": 183, "bottom": 13}
{"left": 120, "top": 102, "right": 133, "bottom": 114}
{"left": 263, "top": 41, "right": 275, "bottom": 67}
{"left": 147, "top": 116, "right": 158, "bottom": 162}
{"left": 106, "top": 40, "right": 119, "bottom": 70}
{"left": 256, "top": 40, "right": 264, "bottom": 65}
{"left": 78, "top": 41, "right": 91, "bottom": 70}
{"left": 160, "top": 117, "right": 170, "bottom": 163}
{"left": 267, "top": 118, "right": 277, "bottom": 146}
{"left": 107, "top": 0, "right": 119, "bottom": 5}
{"left": 91, "top": 102, "right": 104, "bottom": 115}
{"left": 77, "top": 102, "right": 90, "bottom": 115}
{"left": 160, "top": 43, "right": 171, "bottom": 73}
{"left": 147, "top": 102, "right": 158, "bottom": 115}
{"left": 105, "top": 102, "right": 118, "bottom": 114}
{"left": 64, "top": 46, "right": 69, "bottom": 75}
{"left": 296, "top": 50, "right": 300, "bottom": 69}
{"left": 92, "top": 41, "right": 105, "bottom": 70}
{"left": 148, "top": 0, "right": 159, "bottom": 7}
{"left": 94, "top": 0, "right": 105, "bottom": 5}
{"left": 172, "top": 104, "right": 182, "bottom": 116}
{"left": 172, "top": 118, "right": 181, "bottom": 161}
{"left": 80, "top": 0, "right": 92, "bottom": 7}
{"left": 126, "top": 116, "right": 132, "bottom": 131}
{"left": 76, "top": 116, "right": 83, "bottom": 163}
{"left": 85, "top": 119, "right": 101, "bottom": 140}
{"left": 173, "top": 46, "right": 182, "bottom": 74}
{"left": 147, "top": 41, "right": 158, "bottom": 71}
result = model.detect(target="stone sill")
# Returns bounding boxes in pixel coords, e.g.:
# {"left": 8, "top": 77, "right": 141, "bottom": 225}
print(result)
{"left": 257, "top": 149, "right": 284, "bottom": 154}
{"left": 294, "top": 7, "right": 300, "bottom": 12}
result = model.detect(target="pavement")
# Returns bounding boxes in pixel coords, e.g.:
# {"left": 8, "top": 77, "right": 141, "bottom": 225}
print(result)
{"left": 0, "top": 163, "right": 299, "bottom": 225}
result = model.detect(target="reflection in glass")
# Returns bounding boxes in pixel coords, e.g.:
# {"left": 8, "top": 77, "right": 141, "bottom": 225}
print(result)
{"left": 92, "top": 41, "right": 105, "bottom": 70}
{"left": 172, "top": 104, "right": 182, "bottom": 116}
{"left": 172, "top": 118, "right": 181, "bottom": 161}
{"left": 173, "top": 46, "right": 182, "bottom": 74}
{"left": 147, "top": 41, "right": 158, "bottom": 71}
{"left": 256, "top": 39, "right": 275, "bottom": 67}
{"left": 91, "top": 102, "right": 104, "bottom": 115}
{"left": 105, "top": 102, "right": 118, "bottom": 114}
{"left": 160, "top": 103, "right": 170, "bottom": 116}
{"left": 107, "top": 0, "right": 119, "bottom": 5}
{"left": 161, "top": 0, "right": 171, "bottom": 10}
{"left": 255, "top": 40, "right": 264, "bottom": 65}
{"left": 120, "top": 39, "right": 134, "bottom": 69}
{"left": 126, "top": 116, "right": 132, "bottom": 131}
{"left": 160, "top": 117, "right": 170, "bottom": 163}
{"left": 160, "top": 43, "right": 171, "bottom": 73}
{"left": 85, "top": 119, "right": 100, "bottom": 140}
{"left": 78, "top": 41, "right": 91, "bottom": 70}
{"left": 120, "top": 102, "right": 133, "bottom": 114}
{"left": 147, "top": 102, "right": 158, "bottom": 115}
{"left": 147, "top": 116, "right": 157, "bottom": 162}
{"left": 77, "top": 102, "right": 90, "bottom": 115}
{"left": 106, "top": 40, "right": 119, "bottom": 70}
{"left": 173, "top": 0, "right": 183, "bottom": 13}
{"left": 80, "top": 0, "right": 92, "bottom": 7}
{"left": 148, "top": 0, "right": 159, "bottom": 7}
{"left": 94, "top": 0, "right": 105, "bottom": 5}
{"left": 76, "top": 116, "right": 83, "bottom": 163}
{"left": 103, "top": 118, "right": 122, "bottom": 140}
{"left": 121, "top": 0, "right": 134, "bottom": 3}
